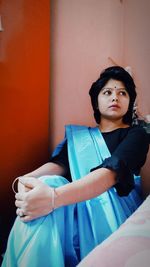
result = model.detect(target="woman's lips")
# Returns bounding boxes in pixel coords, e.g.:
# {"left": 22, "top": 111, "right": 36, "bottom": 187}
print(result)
{"left": 109, "top": 104, "right": 120, "bottom": 108}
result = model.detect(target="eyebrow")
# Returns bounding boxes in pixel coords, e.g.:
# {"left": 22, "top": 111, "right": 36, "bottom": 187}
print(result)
{"left": 102, "top": 87, "right": 127, "bottom": 91}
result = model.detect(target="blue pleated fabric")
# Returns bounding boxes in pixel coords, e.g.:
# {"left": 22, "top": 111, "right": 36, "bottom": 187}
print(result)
{"left": 2, "top": 125, "right": 142, "bottom": 267}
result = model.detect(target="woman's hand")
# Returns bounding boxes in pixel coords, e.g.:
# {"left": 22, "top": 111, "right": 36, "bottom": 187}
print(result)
{"left": 15, "top": 177, "right": 54, "bottom": 222}
{"left": 18, "top": 178, "right": 32, "bottom": 193}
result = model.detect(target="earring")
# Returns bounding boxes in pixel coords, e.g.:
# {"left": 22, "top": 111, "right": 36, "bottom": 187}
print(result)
{"left": 132, "top": 102, "right": 138, "bottom": 125}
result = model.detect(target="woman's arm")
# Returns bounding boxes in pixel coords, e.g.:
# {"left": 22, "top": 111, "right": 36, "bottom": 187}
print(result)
{"left": 15, "top": 168, "right": 116, "bottom": 221}
{"left": 17, "top": 162, "right": 65, "bottom": 193}
{"left": 24, "top": 162, "right": 65, "bottom": 178}
{"left": 55, "top": 168, "right": 116, "bottom": 208}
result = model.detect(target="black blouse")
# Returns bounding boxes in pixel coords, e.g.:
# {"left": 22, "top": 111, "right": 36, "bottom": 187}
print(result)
{"left": 50, "top": 126, "right": 149, "bottom": 196}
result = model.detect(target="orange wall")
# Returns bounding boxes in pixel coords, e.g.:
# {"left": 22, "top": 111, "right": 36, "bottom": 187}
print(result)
{"left": 0, "top": 0, "right": 50, "bottom": 244}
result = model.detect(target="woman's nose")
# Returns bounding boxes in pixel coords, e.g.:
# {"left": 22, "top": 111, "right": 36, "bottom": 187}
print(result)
{"left": 112, "top": 94, "right": 118, "bottom": 102}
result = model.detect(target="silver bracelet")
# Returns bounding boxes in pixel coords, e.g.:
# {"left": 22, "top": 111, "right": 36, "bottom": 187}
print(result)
{"left": 12, "top": 177, "right": 21, "bottom": 194}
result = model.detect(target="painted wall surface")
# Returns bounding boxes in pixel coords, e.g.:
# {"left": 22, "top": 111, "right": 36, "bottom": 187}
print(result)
{"left": 0, "top": 0, "right": 50, "bottom": 250}
{"left": 51, "top": 0, "right": 150, "bottom": 146}
{"left": 50, "top": 0, "right": 124, "bottom": 148}
{"left": 123, "top": 0, "right": 150, "bottom": 117}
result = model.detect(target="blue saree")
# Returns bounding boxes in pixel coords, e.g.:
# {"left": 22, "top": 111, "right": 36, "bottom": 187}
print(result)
{"left": 2, "top": 125, "right": 142, "bottom": 267}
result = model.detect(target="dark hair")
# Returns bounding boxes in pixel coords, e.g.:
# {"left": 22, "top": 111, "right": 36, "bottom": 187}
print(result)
{"left": 89, "top": 66, "right": 137, "bottom": 125}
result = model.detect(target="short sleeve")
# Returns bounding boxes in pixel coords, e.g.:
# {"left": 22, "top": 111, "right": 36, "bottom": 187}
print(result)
{"left": 112, "top": 126, "right": 149, "bottom": 173}
{"left": 91, "top": 126, "right": 149, "bottom": 196}
{"left": 97, "top": 156, "right": 135, "bottom": 196}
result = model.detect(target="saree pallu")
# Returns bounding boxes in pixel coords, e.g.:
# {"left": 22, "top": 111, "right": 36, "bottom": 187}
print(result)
{"left": 2, "top": 125, "right": 142, "bottom": 267}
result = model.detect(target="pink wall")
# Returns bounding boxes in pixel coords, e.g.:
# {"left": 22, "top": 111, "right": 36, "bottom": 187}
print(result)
{"left": 123, "top": 0, "right": 150, "bottom": 117}
{"left": 50, "top": 0, "right": 124, "bottom": 148}
{"left": 51, "top": 0, "right": 150, "bottom": 149}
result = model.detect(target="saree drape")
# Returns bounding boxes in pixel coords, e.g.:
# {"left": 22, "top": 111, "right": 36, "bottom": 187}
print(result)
{"left": 2, "top": 125, "right": 142, "bottom": 267}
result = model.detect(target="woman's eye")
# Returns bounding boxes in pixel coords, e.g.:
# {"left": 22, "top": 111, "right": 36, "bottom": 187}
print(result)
{"left": 119, "top": 91, "right": 127, "bottom": 96}
{"left": 103, "top": 90, "right": 111, "bottom": 95}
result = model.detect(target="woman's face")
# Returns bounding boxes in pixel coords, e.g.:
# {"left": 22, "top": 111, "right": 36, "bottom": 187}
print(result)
{"left": 98, "top": 79, "right": 130, "bottom": 122}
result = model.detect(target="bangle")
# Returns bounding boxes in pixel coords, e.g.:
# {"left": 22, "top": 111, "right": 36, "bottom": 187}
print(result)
{"left": 51, "top": 188, "right": 56, "bottom": 211}
{"left": 12, "top": 177, "right": 21, "bottom": 194}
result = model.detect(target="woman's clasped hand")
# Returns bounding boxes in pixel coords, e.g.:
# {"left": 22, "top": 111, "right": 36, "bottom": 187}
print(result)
{"left": 15, "top": 177, "right": 55, "bottom": 221}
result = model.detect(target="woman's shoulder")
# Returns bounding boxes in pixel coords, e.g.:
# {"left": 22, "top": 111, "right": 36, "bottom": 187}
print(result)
{"left": 101, "top": 125, "right": 149, "bottom": 147}
{"left": 122, "top": 125, "right": 149, "bottom": 150}
{"left": 127, "top": 125, "right": 149, "bottom": 137}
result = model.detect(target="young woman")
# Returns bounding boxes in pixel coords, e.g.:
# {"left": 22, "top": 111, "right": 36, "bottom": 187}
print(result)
{"left": 2, "top": 66, "right": 149, "bottom": 267}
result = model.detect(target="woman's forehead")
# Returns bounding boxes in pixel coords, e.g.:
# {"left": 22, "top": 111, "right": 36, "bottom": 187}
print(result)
{"left": 103, "top": 79, "right": 125, "bottom": 89}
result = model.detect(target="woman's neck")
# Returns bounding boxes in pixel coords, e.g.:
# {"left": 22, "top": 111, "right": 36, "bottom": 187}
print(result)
{"left": 99, "top": 118, "right": 129, "bottom": 133}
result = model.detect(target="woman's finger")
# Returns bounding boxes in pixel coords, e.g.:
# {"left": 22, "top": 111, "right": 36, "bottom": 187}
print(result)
{"left": 19, "top": 177, "right": 41, "bottom": 189}
{"left": 18, "top": 206, "right": 53, "bottom": 222}
{"left": 15, "top": 192, "right": 27, "bottom": 201}
{"left": 16, "top": 208, "right": 20, "bottom": 216}
{"left": 15, "top": 200, "right": 23, "bottom": 208}
{"left": 16, "top": 208, "right": 28, "bottom": 218}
